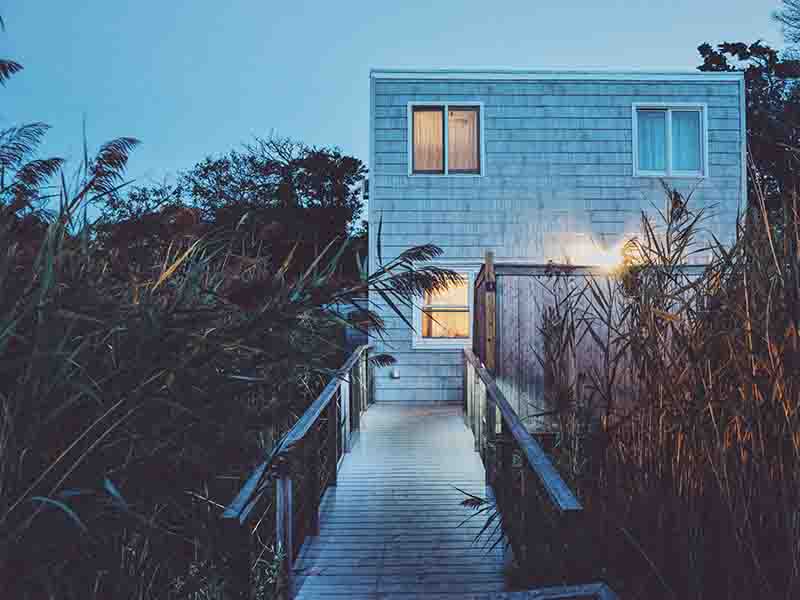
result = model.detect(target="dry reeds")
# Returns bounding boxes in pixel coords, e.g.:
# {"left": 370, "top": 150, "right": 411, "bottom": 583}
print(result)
{"left": 536, "top": 181, "right": 800, "bottom": 599}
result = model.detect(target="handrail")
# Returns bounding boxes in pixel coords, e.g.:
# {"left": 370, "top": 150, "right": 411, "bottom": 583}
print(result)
{"left": 225, "top": 345, "right": 370, "bottom": 520}
{"left": 221, "top": 344, "right": 373, "bottom": 599}
{"left": 464, "top": 348, "right": 582, "bottom": 512}
{"left": 485, "top": 582, "right": 618, "bottom": 599}
{"left": 281, "top": 345, "right": 369, "bottom": 450}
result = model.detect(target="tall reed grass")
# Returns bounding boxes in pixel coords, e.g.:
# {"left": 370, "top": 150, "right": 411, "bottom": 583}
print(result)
{"left": 0, "top": 126, "right": 459, "bottom": 598}
{"left": 531, "top": 180, "right": 800, "bottom": 599}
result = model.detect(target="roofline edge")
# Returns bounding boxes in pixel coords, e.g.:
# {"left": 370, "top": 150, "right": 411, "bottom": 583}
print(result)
{"left": 369, "top": 68, "right": 743, "bottom": 82}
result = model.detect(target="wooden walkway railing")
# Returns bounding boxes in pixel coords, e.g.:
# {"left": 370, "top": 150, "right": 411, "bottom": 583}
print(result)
{"left": 222, "top": 345, "right": 372, "bottom": 599}
{"left": 464, "top": 348, "right": 582, "bottom": 513}
{"left": 465, "top": 252, "right": 620, "bottom": 597}
{"left": 464, "top": 348, "right": 584, "bottom": 569}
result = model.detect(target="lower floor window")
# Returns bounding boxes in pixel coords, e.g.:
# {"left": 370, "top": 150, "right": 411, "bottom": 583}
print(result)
{"left": 413, "top": 269, "right": 475, "bottom": 349}
{"left": 422, "top": 280, "right": 470, "bottom": 338}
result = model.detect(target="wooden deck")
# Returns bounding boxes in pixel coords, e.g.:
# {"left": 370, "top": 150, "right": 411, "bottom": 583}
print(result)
{"left": 293, "top": 403, "right": 508, "bottom": 599}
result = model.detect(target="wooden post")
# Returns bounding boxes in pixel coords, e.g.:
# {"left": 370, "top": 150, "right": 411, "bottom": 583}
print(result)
{"left": 350, "top": 360, "right": 361, "bottom": 435}
{"left": 497, "top": 422, "right": 514, "bottom": 545}
{"left": 340, "top": 377, "right": 350, "bottom": 453}
{"left": 362, "top": 351, "right": 369, "bottom": 413}
{"left": 472, "top": 370, "right": 480, "bottom": 452}
{"left": 276, "top": 473, "right": 294, "bottom": 599}
{"left": 484, "top": 250, "right": 496, "bottom": 374}
{"left": 306, "top": 433, "right": 320, "bottom": 536}
{"left": 485, "top": 395, "right": 494, "bottom": 488}
{"left": 463, "top": 353, "right": 469, "bottom": 427}
{"left": 484, "top": 251, "right": 501, "bottom": 454}
{"left": 518, "top": 464, "right": 530, "bottom": 564}
{"left": 364, "top": 350, "right": 372, "bottom": 409}
{"left": 328, "top": 391, "right": 338, "bottom": 486}
{"left": 465, "top": 362, "right": 471, "bottom": 429}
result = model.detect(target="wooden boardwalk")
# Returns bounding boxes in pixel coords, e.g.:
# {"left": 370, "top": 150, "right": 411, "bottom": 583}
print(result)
{"left": 293, "top": 403, "right": 508, "bottom": 599}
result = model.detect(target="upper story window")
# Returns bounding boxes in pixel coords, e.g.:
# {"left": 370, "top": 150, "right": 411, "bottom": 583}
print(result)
{"left": 633, "top": 104, "right": 707, "bottom": 178}
{"left": 409, "top": 103, "right": 483, "bottom": 176}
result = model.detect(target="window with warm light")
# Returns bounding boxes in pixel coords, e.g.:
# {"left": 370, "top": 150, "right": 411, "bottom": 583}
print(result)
{"left": 422, "top": 282, "right": 470, "bottom": 338}
{"left": 410, "top": 104, "right": 482, "bottom": 175}
{"left": 413, "top": 272, "right": 474, "bottom": 349}
{"left": 633, "top": 104, "right": 707, "bottom": 178}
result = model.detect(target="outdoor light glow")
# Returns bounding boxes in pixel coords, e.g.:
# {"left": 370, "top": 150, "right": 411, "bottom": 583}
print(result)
{"left": 556, "top": 234, "right": 637, "bottom": 271}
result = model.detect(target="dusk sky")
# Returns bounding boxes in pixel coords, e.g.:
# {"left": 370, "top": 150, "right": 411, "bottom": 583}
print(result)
{"left": 2, "top": 1, "right": 784, "bottom": 188}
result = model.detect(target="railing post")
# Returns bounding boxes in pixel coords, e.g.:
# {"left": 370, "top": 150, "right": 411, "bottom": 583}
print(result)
{"left": 479, "top": 380, "right": 485, "bottom": 457}
{"left": 519, "top": 464, "right": 530, "bottom": 564}
{"left": 340, "top": 376, "right": 350, "bottom": 452}
{"left": 486, "top": 397, "right": 495, "bottom": 488}
{"left": 464, "top": 356, "right": 472, "bottom": 431}
{"left": 350, "top": 357, "right": 361, "bottom": 434}
{"left": 495, "top": 420, "right": 514, "bottom": 556}
{"left": 483, "top": 251, "right": 498, "bottom": 475}
{"left": 364, "top": 350, "right": 372, "bottom": 409}
{"left": 275, "top": 471, "right": 294, "bottom": 600}
{"left": 328, "top": 389, "right": 338, "bottom": 486}
{"left": 306, "top": 431, "right": 320, "bottom": 536}
{"left": 361, "top": 350, "right": 368, "bottom": 414}
{"left": 473, "top": 370, "right": 480, "bottom": 452}
{"left": 484, "top": 250, "right": 496, "bottom": 375}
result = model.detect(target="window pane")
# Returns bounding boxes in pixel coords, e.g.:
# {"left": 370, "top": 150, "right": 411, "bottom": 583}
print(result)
{"left": 424, "top": 280, "right": 468, "bottom": 306}
{"left": 448, "top": 108, "right": 480, "bottom": 172}
{"left": 413, "top": 108, "right": 444, "bottom": 172}
{"left": 422, "top": 310, "right": 469, "bottom": 338}
{"left": 637, "top": 110, "right": 667, "bottom": 172}
{"left": 672, "top": 110, "right": 702, "bottom": 172}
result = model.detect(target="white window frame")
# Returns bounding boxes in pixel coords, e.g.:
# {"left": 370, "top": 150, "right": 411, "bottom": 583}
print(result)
{"left": 407, "top": 102, "right": 485, "bottom": 177}
{"left": 411, "top": 266, "right": 478, "bottom": 350}
{"left": 632, "top": 103, "right": 708, "bottom": 179}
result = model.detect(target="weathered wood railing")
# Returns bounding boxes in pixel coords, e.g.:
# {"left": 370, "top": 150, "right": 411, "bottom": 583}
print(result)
{"left": 222, "top": 344, "right": 372, "bottom": 599}
{"left": 467, "top": 252, "right": 618, "bottom": 596}
{"left": 464, "top": 348, "right": 583, "bottom": 565}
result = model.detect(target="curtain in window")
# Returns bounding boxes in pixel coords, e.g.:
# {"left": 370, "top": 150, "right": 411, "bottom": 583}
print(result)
{"left": 672, "top": 111, "right": 701, "bottom": 172}
{"left": 637, "top": 110, "right": 667, "bottom": 172}
{"left": 422, "top": 280, "right": 469, "bottom": 338}
{"left": 413, "top": 108, "right": 444, "bottom": 172}
{"left": 448, "top": 108, "right": 479, "bottom": 172}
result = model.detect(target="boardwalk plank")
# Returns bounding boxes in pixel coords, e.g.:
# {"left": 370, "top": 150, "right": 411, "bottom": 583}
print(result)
{"left": 293, "top": 404, "right": 509, "bottom": 599}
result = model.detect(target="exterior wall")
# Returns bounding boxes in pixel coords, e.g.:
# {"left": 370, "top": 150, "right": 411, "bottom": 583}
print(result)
{"left": 493, "top": 268, "right": 617, "bottom": 429}
{"left": 368, "top": 70, "right": 745, "bottom": 405}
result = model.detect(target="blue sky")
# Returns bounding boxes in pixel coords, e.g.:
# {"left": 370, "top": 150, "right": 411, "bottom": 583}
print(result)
{"left": 2, "top": 1, "right": 784, "bottom": 187}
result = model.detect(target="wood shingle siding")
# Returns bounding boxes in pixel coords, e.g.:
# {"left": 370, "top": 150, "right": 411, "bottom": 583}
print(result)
{"left": 369, "top": 70, "right": 744, "bottom": 405}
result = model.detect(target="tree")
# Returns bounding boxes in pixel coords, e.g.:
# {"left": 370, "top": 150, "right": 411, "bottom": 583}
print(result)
{"left": 774, "top": 0, "right": 800, "bottom": 46}
{"left": 182, "top": 136, "right": 365, "bottom": 236}
{"left": 97, "top": 137, "right": 369, "bottom": 281}
{"left": 698, "top": 41, "right": 800, "bottom": 207}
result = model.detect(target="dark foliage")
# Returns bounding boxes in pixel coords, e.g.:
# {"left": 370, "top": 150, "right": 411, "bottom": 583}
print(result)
{"left": 0, "top": 19, "right": 455, "bottom": 599}
{"left": 698, "top": 41, "right": 800, "bottom": 207}
{"left": 98, "top": 137, "right": 368, "bottom": 283}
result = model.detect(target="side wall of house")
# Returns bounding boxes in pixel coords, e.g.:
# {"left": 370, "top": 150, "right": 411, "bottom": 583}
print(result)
{"left": 368, "top": 74, "right": 744, "bottom": 405}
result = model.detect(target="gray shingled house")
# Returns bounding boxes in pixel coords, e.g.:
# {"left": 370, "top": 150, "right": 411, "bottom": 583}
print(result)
{"left": 367, "top": 68, "right": 745, "bottom": 405}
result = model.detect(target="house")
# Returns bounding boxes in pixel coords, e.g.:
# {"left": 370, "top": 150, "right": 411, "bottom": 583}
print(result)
{"left": 368, "top": 68, "right": 746, "bottom": 405}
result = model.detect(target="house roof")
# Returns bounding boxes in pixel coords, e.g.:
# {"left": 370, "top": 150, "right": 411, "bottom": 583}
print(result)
{"left": 370, "top": 68, "right": 744, "bottom": 82}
